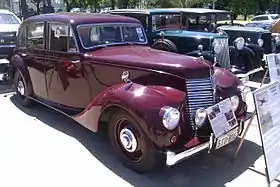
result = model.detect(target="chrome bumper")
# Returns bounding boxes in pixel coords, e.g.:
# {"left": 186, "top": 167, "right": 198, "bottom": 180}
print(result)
{"left": 166, "top": 121, "right": 245, "bottom": 166}
{"left": 166, "top": 141, "right": 211, "bottom": 166}
{"left": 166, "top": 133, "right": 215, "bottom": 167}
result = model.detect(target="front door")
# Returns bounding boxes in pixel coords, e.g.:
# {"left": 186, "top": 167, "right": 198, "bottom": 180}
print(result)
{"left": 45, "top": 22, "right": 92, "bottom": 111}
{"left": 25, "top": 21, "right": 48, "bottom": 99}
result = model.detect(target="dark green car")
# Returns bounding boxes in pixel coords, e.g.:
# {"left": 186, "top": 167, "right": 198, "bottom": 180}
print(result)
{"left": 108, "top": 8, "right": 231, "bottom": 69}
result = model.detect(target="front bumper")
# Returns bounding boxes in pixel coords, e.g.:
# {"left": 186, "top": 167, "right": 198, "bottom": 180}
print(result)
{"left": 0, "top": 44, "right": 15, "bottom": 58}
{"left": 165, "top": 120, "right": 244, "bottom": 166}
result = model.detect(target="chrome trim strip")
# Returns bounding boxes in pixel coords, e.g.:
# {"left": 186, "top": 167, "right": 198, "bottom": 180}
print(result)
{"left": 0, "top": 44, "right": 16, "bottom": 48}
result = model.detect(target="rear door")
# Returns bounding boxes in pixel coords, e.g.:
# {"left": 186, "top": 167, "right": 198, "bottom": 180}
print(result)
{"left": 24, "top": 21, "right": 48, "bottom": 99}
{"left": 44, "top": 22, "right": 91, "bottom": 110}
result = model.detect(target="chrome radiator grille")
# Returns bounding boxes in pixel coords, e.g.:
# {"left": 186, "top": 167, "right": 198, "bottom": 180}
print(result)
{"left": 186, "top": 77, "right": 215, "bottom": 126}
{"left": 215, "top": 38, "right": 230, "bottom": 70}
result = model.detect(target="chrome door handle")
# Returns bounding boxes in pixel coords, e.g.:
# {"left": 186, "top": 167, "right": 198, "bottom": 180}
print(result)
{"left": 21, "top": 53, "right": 27, "bottom": 57}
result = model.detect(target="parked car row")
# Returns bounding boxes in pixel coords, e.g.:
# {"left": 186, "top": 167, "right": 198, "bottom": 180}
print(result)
{"left": 7, "top": 12, "right": 249, "bottom": 173}
{"left": 108, "top": 8, "right": 274, "bottom": 75}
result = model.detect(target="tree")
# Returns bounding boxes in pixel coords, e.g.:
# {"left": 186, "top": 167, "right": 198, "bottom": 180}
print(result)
{"left": 30, "top": 0, "right": 43, "bottom": 14}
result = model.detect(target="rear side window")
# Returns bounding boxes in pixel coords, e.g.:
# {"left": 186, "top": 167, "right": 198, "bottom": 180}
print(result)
{"left": 48, "top": 23, "right": 78, "bottom": 52}
{"left": 27, "top": 22, "right": 44, "bottom": 49}
{"left": 17, "top": 25, "right": 26, "bottom": 46}
{"left": 252, "top": 16, "right": 269, "bottom": 21}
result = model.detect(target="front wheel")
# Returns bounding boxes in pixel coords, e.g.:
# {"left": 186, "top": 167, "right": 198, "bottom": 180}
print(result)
{"left": 14, "top": 69, "right": 32, "bottom": 106}
{"left": 108, "top": 110, "right": 165, "bottom": 173}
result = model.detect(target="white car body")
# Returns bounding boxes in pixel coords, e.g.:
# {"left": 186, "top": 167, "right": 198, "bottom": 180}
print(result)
{"left": 0, "top": 9, "right": 21, "bottom": 33}
{"left": 251, "top": 14, "right": 280, "bottom": 22}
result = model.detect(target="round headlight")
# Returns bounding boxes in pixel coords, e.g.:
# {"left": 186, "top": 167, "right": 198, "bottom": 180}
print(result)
{"left": 234, "top": 37, "right": 245, "bottom": 50}
{"left": 258, "top": 38, "right": 264, "bottom": 47}
{"left": 195, "top": 108, "right": 207, "bottom": 128}
{"left": 275, "top": 36, "right": 280, "bottom": 46}
{"left": 162, "top": 107, "right": 180, "bottom": 130}
{"left": 213, "top": 39, "right": 222, "bottom": 54}
{"left": 230, "top": 95, "right": 240, "bottom": 112}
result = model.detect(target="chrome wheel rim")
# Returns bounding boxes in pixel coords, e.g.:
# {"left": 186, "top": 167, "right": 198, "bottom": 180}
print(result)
{"left": 119, "top": 128, "right": 138, "bottom": 153}
{"left": 17, "top": 80, "right": 25, "bottom": 96}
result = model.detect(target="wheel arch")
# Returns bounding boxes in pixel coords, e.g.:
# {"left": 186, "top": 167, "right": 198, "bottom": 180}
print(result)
{"left": 9, "top": 55, "right": 33, "bottom": 96}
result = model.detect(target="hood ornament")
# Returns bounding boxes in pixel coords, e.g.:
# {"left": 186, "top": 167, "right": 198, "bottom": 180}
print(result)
{"left": 121, "top": 71, "right": 131, "bottom": 83}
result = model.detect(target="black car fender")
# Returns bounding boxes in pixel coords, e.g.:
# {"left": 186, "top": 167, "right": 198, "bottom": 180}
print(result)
{"left": 245, "top": 43, "right": 264, "bottom": 54}
{"left": 151, "top": 38, "right": 178, "bottom": 53}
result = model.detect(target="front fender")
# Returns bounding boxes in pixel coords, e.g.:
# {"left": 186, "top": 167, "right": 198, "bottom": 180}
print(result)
{"left": 102, "top": 83, "right": 186, "bottom": 147}
{"left": 75, "top": 83, "right": 186, "bottom": 147}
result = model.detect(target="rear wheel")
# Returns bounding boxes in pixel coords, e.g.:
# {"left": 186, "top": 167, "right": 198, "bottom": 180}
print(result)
{"left": 108, "top": 110, "right": 165, "bottom": 173}
{"left": 14, "top": 69, "right": 32, "bottom": 106}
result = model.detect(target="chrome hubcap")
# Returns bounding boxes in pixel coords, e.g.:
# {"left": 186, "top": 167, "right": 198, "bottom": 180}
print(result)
{"left": 119, "top": 128, "right": 137, "bottom": 153}
{"left": 17, "top": 80, "right": 25, "bottom": 96}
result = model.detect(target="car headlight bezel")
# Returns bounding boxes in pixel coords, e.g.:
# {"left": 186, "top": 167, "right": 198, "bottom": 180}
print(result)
{"left": 161, "top": 106, "right": 181, "bottom": 130}
{"left": 257, "top": 38, "right": 264, "bottom": 47}
{"left": 230, "top": 95, "right": 240, "bottom": 112}
{"left": 213, "top": 39, "right": 222, "bottom": 54}
{"left": 234, "top": 37, "right": 245, "bottom": 50}
{"left": 195, "top": 108, "right": 207, "bottom": 128}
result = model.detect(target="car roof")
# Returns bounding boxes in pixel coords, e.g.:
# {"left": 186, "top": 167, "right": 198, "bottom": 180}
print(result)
{"left": 0, "top": 9, "right": 14, "bottom": 14}
{"left": 219, "top": 25, "right": 270, "bottom": 32}
{"left": 168, "top": 8, "right": 231, "bottom": 14}
{"left": 253, "top": 14, "right": 279, "bottom": 18}
{"left": 108, "top": 8, "right": 181, "bottom": 15}
{"left": 108, "top": 8, "right": 230, "bottom": 15}
{"left": 23, "top": 12, "right": 141, "bottom": 25}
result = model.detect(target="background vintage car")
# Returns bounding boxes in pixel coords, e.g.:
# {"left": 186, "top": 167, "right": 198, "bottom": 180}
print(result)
{"left": 107, "top": 8, "right": 231, "bottom": 70}
{"left": 219, "top": 25, "right": 274, "bottom": 70}
{"left": 9, "top": 12, "right": 248, "bottom": 173}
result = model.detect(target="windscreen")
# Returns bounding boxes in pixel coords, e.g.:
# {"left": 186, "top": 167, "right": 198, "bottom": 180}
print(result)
{"left": 0, "top": 13, "right": 19, "bottom": 24}
{"left": 77, "top": 23, "right": 147, "bottom": 48}
{"left": 152, "top": 14, "right": 181, "bottom": 31}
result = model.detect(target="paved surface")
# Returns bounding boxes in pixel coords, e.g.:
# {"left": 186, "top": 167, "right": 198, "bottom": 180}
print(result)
{"left": 0, "top": 70, "right": 279, "bottom": 187}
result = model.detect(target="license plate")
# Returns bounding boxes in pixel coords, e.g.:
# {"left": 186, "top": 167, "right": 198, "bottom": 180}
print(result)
{"left": 215, "top": 128, "right": 238, "bottom": 150}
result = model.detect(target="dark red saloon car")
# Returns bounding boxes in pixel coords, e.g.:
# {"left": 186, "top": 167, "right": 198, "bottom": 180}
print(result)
{"left": 9, "top": 13, "right": 248, "bottom": 172}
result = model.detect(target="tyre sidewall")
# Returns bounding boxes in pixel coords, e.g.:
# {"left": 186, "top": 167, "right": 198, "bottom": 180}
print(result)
{"left": 14, "top": 69, "right": 32, "bottom": 106}
{"left": 108, "top": 110, "right": 164, "bottom": 173}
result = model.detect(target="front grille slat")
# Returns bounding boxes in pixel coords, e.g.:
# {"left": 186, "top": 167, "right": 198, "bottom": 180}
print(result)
{"left": 186, "top": 77, "right": 215, "bottom": 127}
{"left": 215, "top": 38, "right": 230, "bottom": 70}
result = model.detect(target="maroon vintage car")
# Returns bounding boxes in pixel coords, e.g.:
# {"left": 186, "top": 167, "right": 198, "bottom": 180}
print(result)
{"left": 9, "top": 12, "right": 248, "bottom": 172}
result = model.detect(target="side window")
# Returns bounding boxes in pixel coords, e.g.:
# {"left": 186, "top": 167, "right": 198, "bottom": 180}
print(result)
{"left": 49, "top": 23, "right": 78, "bottom": 52}
{"left": 257, "top": 16, "right": 269, "bottom": 21}
{"left": 18, "top": 25, "right": 26, "bottom": 46}
{"left": 27, "top": 22, "right": 44, "bottom": 49}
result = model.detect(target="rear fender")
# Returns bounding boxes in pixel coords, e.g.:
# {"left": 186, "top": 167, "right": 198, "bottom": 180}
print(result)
{"left": 73, "top": 83, "right": 186, "bottom": 147}
{"left": 9, "top": 54, "right": 33, "bottom": 95}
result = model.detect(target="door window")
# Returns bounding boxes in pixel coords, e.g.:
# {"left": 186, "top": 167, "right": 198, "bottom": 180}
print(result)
{"left": 48, "top": 23, "right": 78, "bottom": 52}
{"left": 17, "top": 25, "right": 26, "bottom": 46}
{"left": 27, "top": 22, "right": 44, "bottom": 49}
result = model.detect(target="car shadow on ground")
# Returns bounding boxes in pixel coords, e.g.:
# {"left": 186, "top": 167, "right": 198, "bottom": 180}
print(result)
{"left": 9, "top": 94, "right": 263, "bottom": 187}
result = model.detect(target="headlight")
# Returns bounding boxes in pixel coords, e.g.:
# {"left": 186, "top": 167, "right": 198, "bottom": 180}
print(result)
{"left": 161, "top": 106, "right": 180, "bottom": 130}
{"left": 234, "top": 37, "right": 245, "bottom": 50}
{"left": 275, "top": 36, "right": 280, "bottom": 46}
{"left": 213, "top": 39, "right": 222, "bottom": 54}
{"left": 195, "top": 108, "right": 207, "bottom": 128}
{"left": 257, "top": 38, "right": 264, "bottom": 47}
{"left": 230, "top": 95, "right": 240, "bottom": 112}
